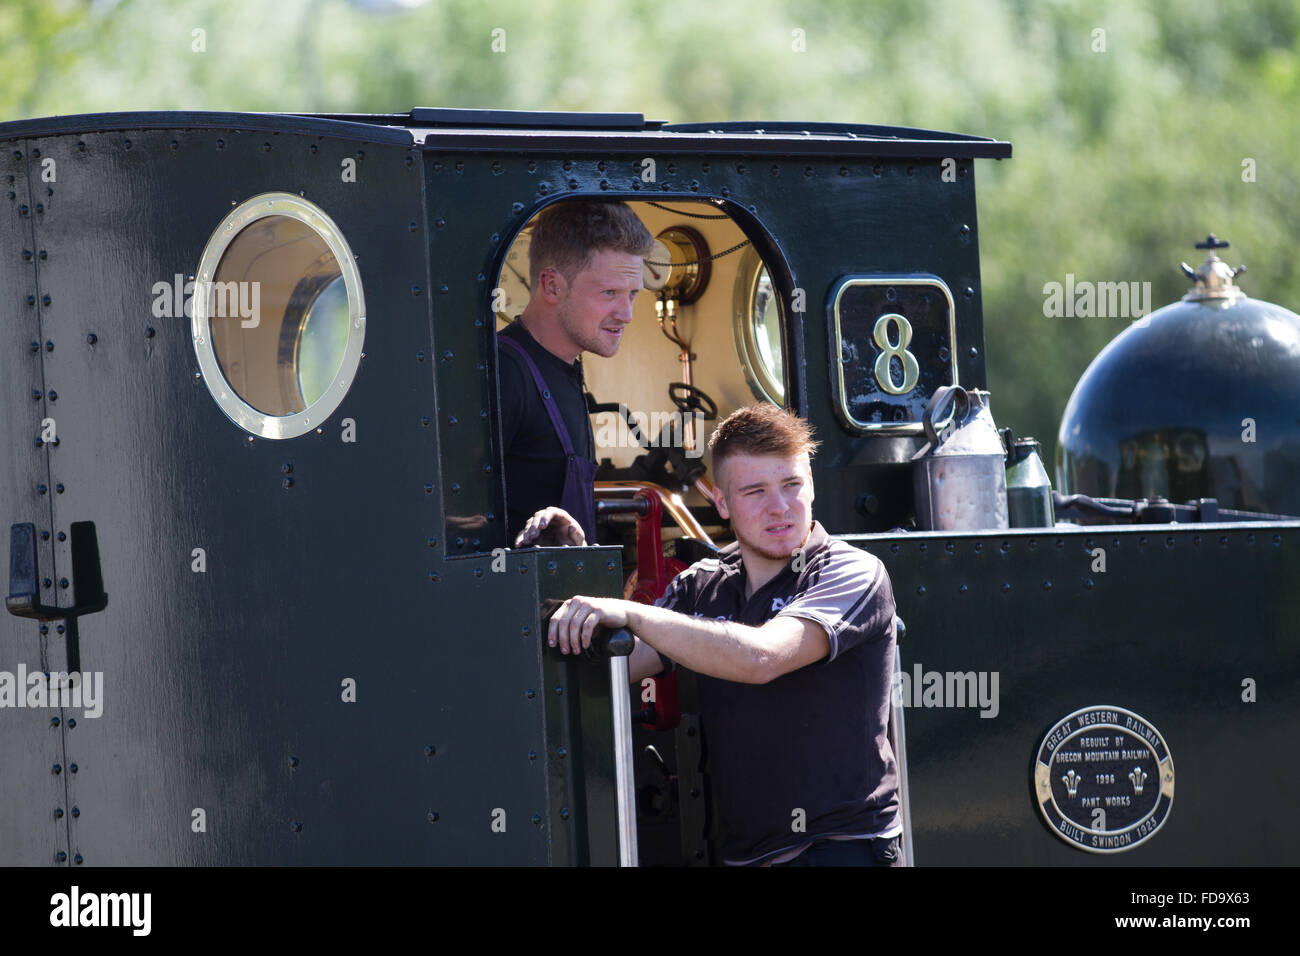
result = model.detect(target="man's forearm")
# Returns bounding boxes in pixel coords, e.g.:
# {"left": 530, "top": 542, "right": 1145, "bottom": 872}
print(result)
{"left": 625, "top": 603, "right": 769, "bottom": 684}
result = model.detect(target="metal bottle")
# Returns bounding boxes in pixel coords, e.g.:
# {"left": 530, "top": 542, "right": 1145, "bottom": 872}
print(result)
{"left": 911, "top": 386, "right": 1010, "bottom": 531}
{"left": 1005, "top": 433, "right": 1055, "bottom": 528}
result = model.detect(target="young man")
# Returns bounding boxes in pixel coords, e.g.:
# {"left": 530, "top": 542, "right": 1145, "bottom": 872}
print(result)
{"left": 548, "top": 405, "right": 901, "bottom": 866}
{"left": 498, "top": 201, "right": 653, "bottom": 548}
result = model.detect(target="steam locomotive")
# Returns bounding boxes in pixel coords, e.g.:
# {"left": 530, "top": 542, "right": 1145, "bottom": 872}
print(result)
{"left": 1, "top": 107, "right": 1295, "bottom": 866}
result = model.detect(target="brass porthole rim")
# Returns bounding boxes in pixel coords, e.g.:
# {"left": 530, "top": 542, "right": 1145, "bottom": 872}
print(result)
{"left": 191, "top": 191, "right": 366, "bottom": 440}
{"left": 731, "top": 245, "right": 785, "bottom": 406}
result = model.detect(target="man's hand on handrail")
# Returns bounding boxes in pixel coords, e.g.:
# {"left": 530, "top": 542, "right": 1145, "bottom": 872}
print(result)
{"left": 514, "top": 507, "right": 587, "bottom": 548}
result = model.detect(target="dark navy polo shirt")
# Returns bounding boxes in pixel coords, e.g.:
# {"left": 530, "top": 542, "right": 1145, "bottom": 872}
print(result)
{"left": 497, "top": 321, "right": 596, "bottom": 543}
{"left": 654, "top": 520, "right": 900, "bottom": 865}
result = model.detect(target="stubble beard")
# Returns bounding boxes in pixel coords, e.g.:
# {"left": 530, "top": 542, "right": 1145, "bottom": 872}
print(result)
{"left": 734, "top": 519, "right": 813, "bottom": 563}
{"left": 557, "top": 298, "right": 617, "bottom": 359}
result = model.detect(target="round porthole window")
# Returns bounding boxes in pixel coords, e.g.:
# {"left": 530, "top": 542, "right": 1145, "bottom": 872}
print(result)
{"left": 192, "top": 192, "right": 365, "bottom": 439}
{"left": 732, "top": 245, "right": 785, "bottom": 405}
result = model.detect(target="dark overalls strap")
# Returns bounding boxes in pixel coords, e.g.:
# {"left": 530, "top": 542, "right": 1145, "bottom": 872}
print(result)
{"left": 499, "top": 335, "right": 599, "bottom": 543}
{"left": 499, "top": 335, "right": 579, "bottom": 457}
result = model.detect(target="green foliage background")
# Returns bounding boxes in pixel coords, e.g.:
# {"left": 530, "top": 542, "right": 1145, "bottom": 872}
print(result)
{"left": 4, "top": 0, "right": 1298, "bottom": 466}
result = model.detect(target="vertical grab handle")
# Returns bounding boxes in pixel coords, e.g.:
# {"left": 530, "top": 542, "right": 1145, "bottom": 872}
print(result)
{"left": 891, "top": 616, "right": 914, "bottom": 867}
{"left": 608, "top": 653, "right": 639, "bottom": 867}
{"left": 542, "top": 604, "right": 639, "bottom": 866}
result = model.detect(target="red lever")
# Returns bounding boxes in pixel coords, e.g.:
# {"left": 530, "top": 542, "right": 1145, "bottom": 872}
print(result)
{"left": 624, "top": 490, "right": 684, "bottom": 731}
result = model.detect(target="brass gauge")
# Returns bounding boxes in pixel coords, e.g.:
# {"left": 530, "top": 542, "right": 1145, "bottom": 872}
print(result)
{"left": 495, "top": 228, "right": 531, "bottom": 326}
{"left": 643, "top": 226, "right": 710, "bottom": 303}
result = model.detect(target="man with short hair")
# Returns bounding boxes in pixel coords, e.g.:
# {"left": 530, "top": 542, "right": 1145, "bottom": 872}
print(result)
{"left": 549, "top": 404, "right": 901, "bottom": 866}
{"left": 499, "top": 201, "right": 654, "bottom": 548}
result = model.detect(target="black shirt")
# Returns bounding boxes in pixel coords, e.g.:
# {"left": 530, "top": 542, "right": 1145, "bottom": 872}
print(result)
{"left": 654, "top": 520, "right": 900, "bottom": 865}
{"left": 497, "top": 321, "right": 596, "bottom": 543}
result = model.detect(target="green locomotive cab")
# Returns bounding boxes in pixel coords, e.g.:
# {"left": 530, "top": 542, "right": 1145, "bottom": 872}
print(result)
{"left": 1, "top": 108, "right": 1295, "bottom": 866}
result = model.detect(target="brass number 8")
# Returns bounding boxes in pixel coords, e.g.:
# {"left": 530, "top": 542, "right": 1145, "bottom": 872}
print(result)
{"left": 872, "top": 312, "right": 920, "bottom": 395}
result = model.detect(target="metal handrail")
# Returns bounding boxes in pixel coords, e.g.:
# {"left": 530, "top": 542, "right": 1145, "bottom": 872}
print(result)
{"left": 594, "top": 480, "right": 717, "bottom": 549}
{"left": 609, "top": 655, "right": 638, "bottom": 867}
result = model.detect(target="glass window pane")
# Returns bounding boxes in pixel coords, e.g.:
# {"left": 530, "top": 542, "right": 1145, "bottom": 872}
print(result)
{"left": 209, "top": 215, "right": 346, "bottom": 416}
{"left": 752, "top": 267, "right": 784, "bottom": 400}
{"left": 297, "top": 275, "right": 350, "bottom": 407}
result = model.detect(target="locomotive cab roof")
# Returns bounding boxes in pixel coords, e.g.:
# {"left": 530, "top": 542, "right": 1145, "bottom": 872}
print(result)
{"left": 0, "top": 107, "right": 1014, "bottom": 158}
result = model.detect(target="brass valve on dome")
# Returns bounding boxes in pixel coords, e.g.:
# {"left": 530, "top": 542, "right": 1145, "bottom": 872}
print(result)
{"left": 1180, "top": 234, "right": 1246, "bottom": 302}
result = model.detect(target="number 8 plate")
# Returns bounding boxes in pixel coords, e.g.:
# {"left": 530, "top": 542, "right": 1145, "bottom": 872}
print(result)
{"left": 829, "top": 275, "right": 959, "bottom": 433}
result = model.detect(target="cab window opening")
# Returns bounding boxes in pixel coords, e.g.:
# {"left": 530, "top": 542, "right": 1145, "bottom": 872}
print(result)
{"left": 489, "top": 196, "right": 792, "bottom": 562}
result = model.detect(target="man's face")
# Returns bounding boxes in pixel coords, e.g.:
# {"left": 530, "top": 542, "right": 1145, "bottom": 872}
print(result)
{"left": 713, "top": 451, "right": 815, "bottom": 561}
{"left": 548, "top": 249, "right": 644, "bottom": 358}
